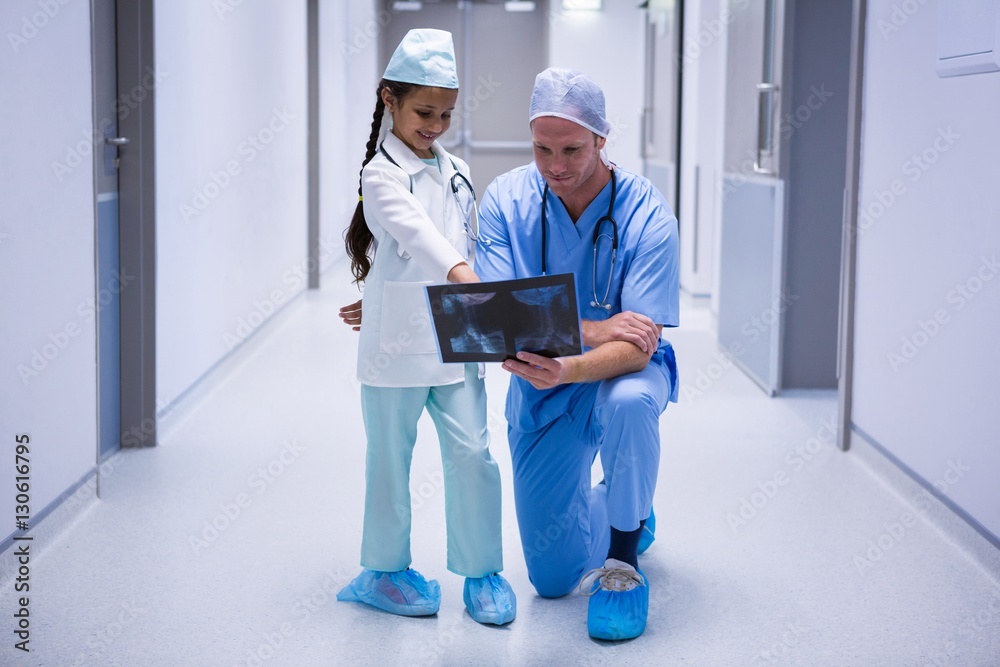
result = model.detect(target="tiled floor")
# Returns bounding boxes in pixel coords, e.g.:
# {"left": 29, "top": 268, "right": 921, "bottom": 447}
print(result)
{"left": 4, "top": 274, "right": 999, "bottom": 666}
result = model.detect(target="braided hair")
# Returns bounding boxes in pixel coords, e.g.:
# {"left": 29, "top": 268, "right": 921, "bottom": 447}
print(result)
{"left": 344, "top": 79, "right": 419, "bottom": 284}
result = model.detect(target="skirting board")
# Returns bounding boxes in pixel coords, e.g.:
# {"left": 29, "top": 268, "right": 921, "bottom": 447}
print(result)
{"left": 850, "top": 424, "right": 1000, "bottom": 586}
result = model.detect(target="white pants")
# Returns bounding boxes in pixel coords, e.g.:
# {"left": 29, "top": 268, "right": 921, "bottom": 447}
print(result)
{"left": 360, "top": 364, "right": 503, "bottom": 578}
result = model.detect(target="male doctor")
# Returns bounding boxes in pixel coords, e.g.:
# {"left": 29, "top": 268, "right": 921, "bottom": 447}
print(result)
{"left": 474, "top": 68, "right": 679, "bottom": 641}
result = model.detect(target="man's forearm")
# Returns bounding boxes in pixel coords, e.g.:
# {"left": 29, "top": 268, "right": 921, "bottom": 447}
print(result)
{"left": 502, "top": 313, "right": 661, "bottom": 390}
{"left": 565, "top": 340, "right": 651, "bottom": 384}
{"left": 581, "top": 314, "right": 660, "bottom": 355}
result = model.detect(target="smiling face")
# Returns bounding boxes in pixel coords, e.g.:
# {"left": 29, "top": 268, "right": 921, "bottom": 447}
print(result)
{"left": 383, "top": 85, "right": 459, "bottom": 159}
{"left": 531, "top": 115, "right": 608, "bottom": 206}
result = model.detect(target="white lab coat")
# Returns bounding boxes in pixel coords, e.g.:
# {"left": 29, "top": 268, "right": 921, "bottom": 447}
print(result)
{"left": 357, "top": 131, "right": 478, "bottom": 387}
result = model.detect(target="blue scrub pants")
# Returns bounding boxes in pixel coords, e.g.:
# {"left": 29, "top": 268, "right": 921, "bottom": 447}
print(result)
{"left": 510, "top": 361, "right": 671, "bottom": 598}
{"left": 360, "top": 364, "right": 503, "bottom": 578}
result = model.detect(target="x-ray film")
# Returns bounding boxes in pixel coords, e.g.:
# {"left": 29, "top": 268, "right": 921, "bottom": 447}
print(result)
{"left": 425, "top": 274, "right": 583, "bottom": 363}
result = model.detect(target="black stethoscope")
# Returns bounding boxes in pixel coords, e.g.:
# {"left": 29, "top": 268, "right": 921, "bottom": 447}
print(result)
{"left": 448, "top": 170, "right": 479, "bottom": 242}
{"left": 541, "top": 167, "right": 619, "bottom": 310}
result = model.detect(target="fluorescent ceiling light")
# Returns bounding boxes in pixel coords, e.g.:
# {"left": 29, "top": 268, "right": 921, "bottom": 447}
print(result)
{"left": 562, "top": 0, "right": 602, "bottom": 10}
{"left": 505, "top": 1, "right": 536, "bottom": 11}
{"left": 392, "top": 1, "right": 423, "bottom": 11}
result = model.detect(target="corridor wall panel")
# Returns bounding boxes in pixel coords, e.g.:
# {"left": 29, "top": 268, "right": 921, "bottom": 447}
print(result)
{"left": 0, "top": 0, "right": 97, "bottom": 543}
{"left": 155, "top": 1, "right": 309, "bottom": 408}
{"left": 319, "top": 0, "right": 379, "bottom": 277}
{"left": 852, "top": 0, "right": 1000, "bottom": 543}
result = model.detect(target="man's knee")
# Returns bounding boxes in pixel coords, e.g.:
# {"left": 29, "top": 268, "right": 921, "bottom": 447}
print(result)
{"left": 527, "top": 563, "right": 579, "bottom": 598}
{"left": 521, "top": 536, "right": 587, "bottom": 598}
{"left": 600, "top": 378, "right": 662, "bottom": 421}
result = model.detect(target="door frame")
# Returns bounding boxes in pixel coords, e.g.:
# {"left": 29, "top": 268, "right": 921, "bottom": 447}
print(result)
{"left": 307, "top": 0, "right": 320, "bottom": 289}
{"left": 641, "top": 0, "right": 684, "bottom": 215}
{"left": 835, "top": 0, "right": 866, "bottom": 451}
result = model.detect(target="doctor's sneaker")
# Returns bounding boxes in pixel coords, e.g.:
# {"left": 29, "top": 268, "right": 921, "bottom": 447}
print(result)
{"left": 464, "top": 573, "right": 517, "bottom": 625}
{"left": 638, "top": 508, "right": 656, "bottom": 555}
{"left": 336, "top": 567, "right": 441, "bottom": 617}
{"left": 580, "top": 558, "right": 649, "bottom": 641}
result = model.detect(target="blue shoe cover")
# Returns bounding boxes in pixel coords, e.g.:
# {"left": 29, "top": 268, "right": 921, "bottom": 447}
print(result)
{"left": 581, "top": 559, "right": 649, "bottom": 640}
{"left": 638, "top": 508, "right": 656, "bottom": 555}
{"left": 464, "top": 573, "right": 516, "bottom": 626}
{"left": 336, "top": 568, "right": 440, "bottom": 617}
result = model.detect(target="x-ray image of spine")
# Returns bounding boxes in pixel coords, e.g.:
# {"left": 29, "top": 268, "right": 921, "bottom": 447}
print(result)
{"left": 442, "top": 292, "right": 505, "bottom": 354}
{"left": 511, "top": 285, "right": 578, "bottom": 356}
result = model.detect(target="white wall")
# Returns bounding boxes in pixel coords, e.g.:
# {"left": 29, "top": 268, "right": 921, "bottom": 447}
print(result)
{"left": 319, "top": 0, "right": 379, "bottom": 277}
{"left": 548, "top": 3, "right": 646, "bottom": 173}
{"left": 852, "top": 0, "right": 1000, "bottom": 541}
{"left": 155, "top": 1, "right": 309, "bottom": 408}
{"left": 0, "top": 0, "right": 97, "bottom": 541}
{"left": 677, "top": 0, "right": 727, "bottom": 300}
{"left": 0, "top": 0, "right": 380, "bottom": 550}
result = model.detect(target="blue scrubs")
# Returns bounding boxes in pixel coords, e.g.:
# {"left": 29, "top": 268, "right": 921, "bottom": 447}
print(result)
{"left": 477, "top": 164, "right": 679, "bottom": 598}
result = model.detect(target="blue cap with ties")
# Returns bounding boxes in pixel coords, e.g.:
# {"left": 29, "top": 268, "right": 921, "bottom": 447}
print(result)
{"left": 529, "top": 67, "right": 611, "bottom": 138}
{"left": 383, "top": 29, "right": 459, "bottom": 89}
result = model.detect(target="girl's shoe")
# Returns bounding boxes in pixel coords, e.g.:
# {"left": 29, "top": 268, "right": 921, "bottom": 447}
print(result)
{"left": 463, "top": 573, "right": 516, "bottom": 625}
{"left": 337, "top": 568, "right": 441, "bottom": 616}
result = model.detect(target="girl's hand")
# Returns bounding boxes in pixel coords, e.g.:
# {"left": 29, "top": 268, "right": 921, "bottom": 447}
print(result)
{"left": 339, "top": 299, "right": 363, "bottom": 331}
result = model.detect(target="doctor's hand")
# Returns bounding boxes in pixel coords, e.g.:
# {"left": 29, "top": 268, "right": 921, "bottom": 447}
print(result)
{"left": 502, "top": 351, "right": 579, "bottom": 390}
{"left": 582, "top": 311, "right": 659, "bottom": 358}
{"left": 339, "top": 299, "right": 363, "bottom": 331}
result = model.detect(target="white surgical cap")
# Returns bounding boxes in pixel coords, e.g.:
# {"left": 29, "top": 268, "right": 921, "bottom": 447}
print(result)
{"left": 383, "top": 29, "right": 459, "bottom": 89}
{"left": 528, "top": 68, "right": 611, "bottom": 138}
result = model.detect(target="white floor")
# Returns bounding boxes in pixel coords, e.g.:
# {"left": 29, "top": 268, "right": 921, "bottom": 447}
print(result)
{"left": 5, "top": 274, "right": 1000, "bottom": 666}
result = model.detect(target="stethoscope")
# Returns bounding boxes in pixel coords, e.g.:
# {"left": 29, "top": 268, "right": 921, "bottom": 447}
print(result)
{"left": 379, "top": 143, "right": 479, "bottom": 245}
{"left": 448, "top": 170, "right": 479, "bottom": 243}
{"left": 541, "top": 167, "right": 619, "bottom": 310}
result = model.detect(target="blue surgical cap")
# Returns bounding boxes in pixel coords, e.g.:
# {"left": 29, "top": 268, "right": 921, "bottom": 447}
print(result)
{"left": 528, "top": 68, "right": 611, "bottom": 137}
{"left": 383, "top": 29, "right": 459, "bottom": 89}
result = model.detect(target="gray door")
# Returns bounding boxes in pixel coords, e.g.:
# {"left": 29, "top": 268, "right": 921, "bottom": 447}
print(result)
{"left": 94, "top": 0, "right": 123, "bottom": 459}
{"left": 717, "top": 0, "right": 787, "bottom": 395}
{"left": 379, "top": 0, "right": 547, "bottom": 191}
{"left": 92, "top": 0, "right": 158, "bottom": 455}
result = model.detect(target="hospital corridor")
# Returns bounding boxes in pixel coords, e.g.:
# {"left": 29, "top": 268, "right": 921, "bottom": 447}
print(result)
{"left": 2, "top": 1, "right": 999, "bottom": 665}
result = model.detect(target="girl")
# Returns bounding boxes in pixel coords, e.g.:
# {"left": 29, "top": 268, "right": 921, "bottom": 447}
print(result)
{"left": 335, "top": 29, "right": 515, "bottom": 626}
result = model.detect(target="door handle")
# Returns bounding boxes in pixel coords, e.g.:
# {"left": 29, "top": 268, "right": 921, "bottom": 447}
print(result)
{"left": 640, "top": 107, "right": 652, "bottom": 159}
{"left": 754, "top": 83, "right": 779, "bottom": 175}
{"left": 106, "top": 137, "right": 130, "bottom": 146}
{"left": 692, "top": 164, "right": 700, "bottom": 273}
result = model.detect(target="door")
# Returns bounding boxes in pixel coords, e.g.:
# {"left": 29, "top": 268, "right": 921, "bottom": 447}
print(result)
{"left": 379, "top": 0, "right": 547, "bottom": 191}
{"left": 716, "top": 0, "right": 787, "bottom": 395}
{"left": 93, "top": 0, "right": 123, "bottom": 459}
{"left": 93, "top": 0, "right": 158, "bottom": 457}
